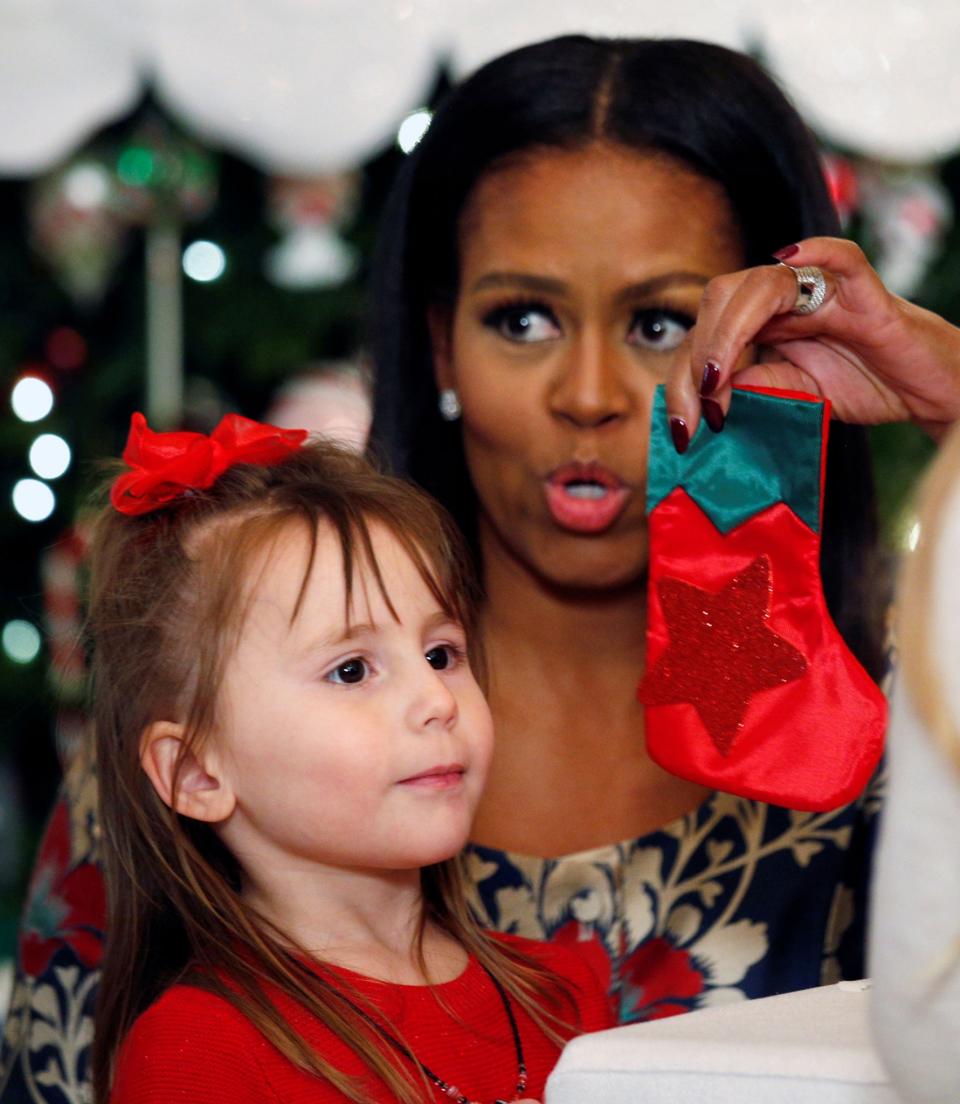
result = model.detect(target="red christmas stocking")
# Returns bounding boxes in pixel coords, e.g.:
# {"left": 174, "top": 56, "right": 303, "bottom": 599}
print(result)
{"left": 638, "top": 385, "right": 886, "bottom": 811}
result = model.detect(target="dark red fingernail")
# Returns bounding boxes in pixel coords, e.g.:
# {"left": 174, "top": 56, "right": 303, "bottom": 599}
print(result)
{"left": 701, "top": 360, "right": 721, "bottom": 396}
{"left": 669, "top": 416, "right": 690, "bottom": 455}
{"left": 701, "top": 398, "right": 725, "bottom": 433}
{"left": 773, "top": 243, "right": 800, "bottom": 261}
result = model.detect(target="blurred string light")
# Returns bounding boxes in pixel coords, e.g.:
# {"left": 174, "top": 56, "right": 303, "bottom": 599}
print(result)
{"left": 182, "top": 240, "right": 227, "bottom": 282}
{"left": 397, "top": 109, "right": 432, "bottom": 154}
{"left": 12, "top": 478, "right": 55, "bottom": 522}
{"left": 2, "top": 620, "right": 41, "bottom": 664}
{"left": 29, "top": 434, "right": 71, "bottom": 480}
{"left": 63, "top": 163, "right": 111, "bottom": 209}
{"left": 11, "top": 376, "right": 54, "bottom": 423}
{"left": 907, "top": 520, "right": 921, "bottom": 551}
{"left": 117, "top": 145, "right": 156, "bottom": 188}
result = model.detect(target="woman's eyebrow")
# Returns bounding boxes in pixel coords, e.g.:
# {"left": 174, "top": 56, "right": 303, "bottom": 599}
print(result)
{"left": 469, "top": 272, "right": 568, "bottom": 295}
{"left": 469, "top": 270, "right": 710, "bottom": 299}
{"left": 613, "top": 272, "right": 710, "bottom": 304}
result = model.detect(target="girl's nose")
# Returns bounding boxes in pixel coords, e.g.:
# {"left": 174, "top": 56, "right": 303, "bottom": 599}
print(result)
{"left": 407, "top": 664, "right": 459, "bottom": 733}
{"left": 548, "top": 334, "right": 632, "bottom": 429}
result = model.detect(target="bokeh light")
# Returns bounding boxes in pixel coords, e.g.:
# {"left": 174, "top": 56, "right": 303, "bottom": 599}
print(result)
{"left": 397, "top": 109, "right": 432, "bottom": 154}
{"left": 29, "top": 434, "right": 71, "bottom": 480}
{"left": 12, "top": 479, "right": 55, "bottom": 522}
{"left": 182, "top": 240, "right": 227, "bottom": 283}
{"left": 907, "top": 520, "right": 921, "bottom": 551}
{"left": 63, "top": 163, "right": 111, "bottom": 209}
{"left": 2, "top": 620, "right": 41, "bottom": 665}
{"left": 46, "top": 327, "right": 87, "bottom": 371}
{"left": 11, "top": 376, "right": 54, "bottom": 423}
{"left": 117, "top": 146, "right": 156, "bottom": 188}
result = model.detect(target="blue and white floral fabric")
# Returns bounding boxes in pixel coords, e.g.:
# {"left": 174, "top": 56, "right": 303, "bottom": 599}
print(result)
{"left": 464, "top": 778, "right": 884, "bottom": 1023}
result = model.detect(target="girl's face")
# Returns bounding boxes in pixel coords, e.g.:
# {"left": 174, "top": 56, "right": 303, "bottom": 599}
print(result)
{"left": 431, "top": 142, "right": 744, "bottom": 590}
{"left": 208, "top": 521, "right": 493, "bottom": 883}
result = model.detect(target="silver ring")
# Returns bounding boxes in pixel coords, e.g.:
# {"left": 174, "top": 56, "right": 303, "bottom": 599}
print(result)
{"left": 784, "top": 263, "right": 827, "bottom": 315}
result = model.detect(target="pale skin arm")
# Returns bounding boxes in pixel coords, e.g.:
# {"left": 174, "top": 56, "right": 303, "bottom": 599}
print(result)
{"left": 665, "top": 237, "right": 960, "bottom": 446}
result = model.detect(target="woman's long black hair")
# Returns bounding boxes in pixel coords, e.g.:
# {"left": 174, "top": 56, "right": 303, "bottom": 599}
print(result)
{"left": 371, "top": 35, "right": 884, "bottom": 679}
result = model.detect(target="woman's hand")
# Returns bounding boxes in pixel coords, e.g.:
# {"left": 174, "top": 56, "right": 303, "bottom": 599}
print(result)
{"left": 665, "top": 237, "right": 960, "bottom": 449}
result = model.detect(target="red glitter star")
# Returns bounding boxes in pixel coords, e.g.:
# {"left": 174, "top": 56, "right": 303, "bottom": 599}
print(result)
{"left": 639, "top": 556, "right": 808, "bottom": 755}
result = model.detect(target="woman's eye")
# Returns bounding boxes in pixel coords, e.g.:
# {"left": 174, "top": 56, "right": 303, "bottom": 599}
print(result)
{"left": 425, "top": 645, "right": 459, "bottom": 671}
{"left": 483, "top": 302, "right": 560, "bottom": 343}
{"left": 328, "top": 658, "right": 368, "bottom": 685}
{"left": 627, "top": 308, "right": 693, "bottom": 352}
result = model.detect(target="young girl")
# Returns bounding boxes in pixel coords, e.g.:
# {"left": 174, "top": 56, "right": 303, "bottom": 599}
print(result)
{"left": 90, "top": 412, "right": 611, "bottom": 1104}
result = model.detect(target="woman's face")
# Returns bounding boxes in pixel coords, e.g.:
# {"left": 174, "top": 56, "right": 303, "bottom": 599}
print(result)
{"left": 431, "top": 142, "right": 744, "bottom": 590}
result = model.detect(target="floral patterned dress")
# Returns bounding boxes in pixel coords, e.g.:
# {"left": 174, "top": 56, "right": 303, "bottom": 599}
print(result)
{"left": 0, "top": 724, "right": 883, "bottom": 1104}
{"left": 463, "top": 778, "right": 884, "bottom": 1023}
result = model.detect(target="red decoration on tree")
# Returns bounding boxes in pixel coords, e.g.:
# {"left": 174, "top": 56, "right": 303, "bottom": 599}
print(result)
{"left": 640, "top": 557, "right": 808, "bottom": 755}
{"left": 821, "top": 152, "right": 860, "bottom": 226}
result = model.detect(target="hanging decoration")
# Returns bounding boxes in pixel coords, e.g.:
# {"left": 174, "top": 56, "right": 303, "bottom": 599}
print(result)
{"left": 858, "top": 164, "right": 952, "bottom": 299}
{"left": 5, "top": 2, "right": 960, "bottom": 177}
{"left": 28, "top": 158, "right": 126, "bottom": 306}
{"left": 112, "top": 116, "right": 217, "bottom": 227}
{"left": 821, "top": 152, "right": 860, "bottom": 228}
{"left": 27, "top": 118, "right": 217, "bottom": 309}
{"left": 639, "top": 386, "right": 887, "bottom": 812}
{"left": 263, "top": 172, "right": 359, "bottom": 290}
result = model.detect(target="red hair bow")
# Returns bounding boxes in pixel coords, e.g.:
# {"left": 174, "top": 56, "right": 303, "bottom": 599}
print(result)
{"left": 110, "top": 412, "right": 308, "bottom": 517}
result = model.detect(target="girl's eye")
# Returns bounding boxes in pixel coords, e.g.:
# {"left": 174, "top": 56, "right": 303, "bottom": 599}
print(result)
{"left": 483, "top": 302, "right": 561, "bottom": 343}
{"left": 425, "top": 645, "right": 459, "bottom": 671}
{"left": 627, "top": 308, "right": 693, "bottom": 352}
{"left": 328, "top": 658, "right": 368, "bottom": 685}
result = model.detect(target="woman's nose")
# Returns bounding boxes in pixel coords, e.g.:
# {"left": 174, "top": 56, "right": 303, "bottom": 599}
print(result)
{"left": 548, "top": 334, "right": 632, "bottom": 429}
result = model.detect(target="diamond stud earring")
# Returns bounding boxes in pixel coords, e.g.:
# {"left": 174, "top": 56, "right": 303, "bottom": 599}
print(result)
{"left": 438, "top": 389, "right": 462, "bottom": 421}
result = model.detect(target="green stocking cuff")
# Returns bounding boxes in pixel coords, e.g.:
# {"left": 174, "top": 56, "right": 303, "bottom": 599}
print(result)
{"left": 647, "top": 386, "right": 826, "bottom": 534}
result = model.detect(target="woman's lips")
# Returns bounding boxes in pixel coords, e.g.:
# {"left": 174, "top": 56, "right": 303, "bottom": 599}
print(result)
{"left": 544, "top": 462, "right": 631, "bottom": 534}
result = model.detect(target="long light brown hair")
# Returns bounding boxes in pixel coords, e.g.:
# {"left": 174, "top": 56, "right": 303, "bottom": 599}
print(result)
{"left": 90, "top": 439, "right": 577, "bottom": 1103}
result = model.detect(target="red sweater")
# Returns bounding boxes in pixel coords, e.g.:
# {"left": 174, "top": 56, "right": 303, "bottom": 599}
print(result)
{"left": 110, "top": 934, "right": 613, "bottom": 1102}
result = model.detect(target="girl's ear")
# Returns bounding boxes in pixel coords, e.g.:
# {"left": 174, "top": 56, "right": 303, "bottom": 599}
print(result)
{"left": 140, "top": 721, "right": 236, "bottom": 823}
{"left": 427, "top": 303, "right": 454, "bottom": 391}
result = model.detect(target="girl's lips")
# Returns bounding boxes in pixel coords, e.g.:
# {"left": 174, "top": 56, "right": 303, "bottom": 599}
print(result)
{"left": 544, "top": 462, "right": 631, "bottom": 534}
{"left": 398, "top": 765, "right": 465, "bottom": 790}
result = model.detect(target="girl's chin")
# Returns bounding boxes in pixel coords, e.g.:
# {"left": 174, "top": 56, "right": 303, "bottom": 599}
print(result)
{"left": 394, "top": 827, "right": 475, "bottom": 868}
{"left": 392, "top": 845, "right": 469, "bottom": 870}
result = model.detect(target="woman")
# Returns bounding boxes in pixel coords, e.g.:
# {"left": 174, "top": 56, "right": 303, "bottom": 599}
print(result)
{"left": 5, "top": 34, "right": 960, "bottom": 1102}
{"left": 372, "top": 35, "right": 960, "bottom": 1022}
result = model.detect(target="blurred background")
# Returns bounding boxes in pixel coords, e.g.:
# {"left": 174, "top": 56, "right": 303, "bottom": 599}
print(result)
{"left": 1, "top": 0, "right": 958, "bottom": 1008}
